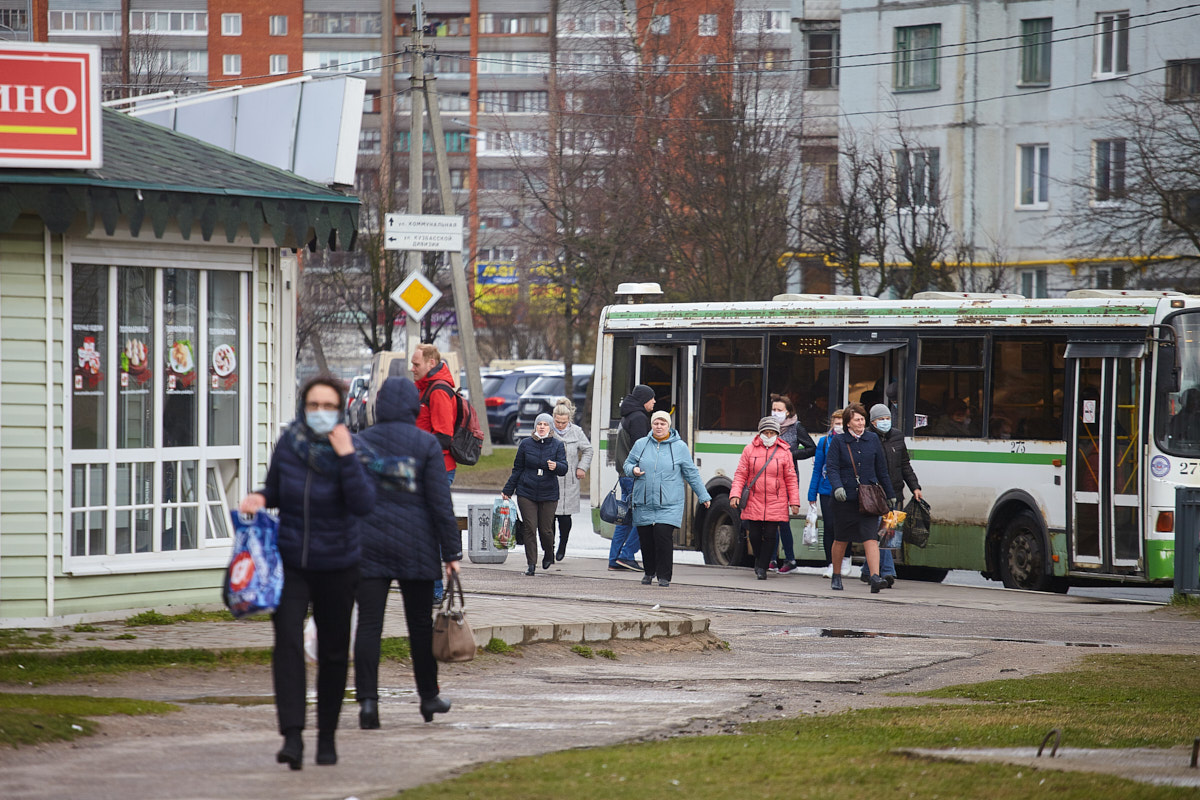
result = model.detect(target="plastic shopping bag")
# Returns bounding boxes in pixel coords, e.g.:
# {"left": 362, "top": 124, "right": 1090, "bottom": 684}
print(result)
{"left": 303, "top": 605, "right": 358, "bottom": 664}
{"left": 802, "top": 504, "right": 819, "bottom": 546}
{"left": 223, "top": 510, "right": 283, "bottom": 618}
{"left": 492, "top": 497, "right": 519, "bottom": 549}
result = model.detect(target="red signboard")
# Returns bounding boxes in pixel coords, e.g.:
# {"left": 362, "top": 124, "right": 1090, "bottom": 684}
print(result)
{"left": 0, "top": 43, "right": 102, "bottom": 168}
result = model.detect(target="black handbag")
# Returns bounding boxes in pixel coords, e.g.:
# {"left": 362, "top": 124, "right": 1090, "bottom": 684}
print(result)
{"left": 846, "top": 442, "right": 890, "bottom": 516}
{"left": 599, "top": 483, "right": 631, "bottom": 525}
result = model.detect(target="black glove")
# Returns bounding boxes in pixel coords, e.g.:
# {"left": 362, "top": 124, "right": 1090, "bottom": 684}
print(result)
{"left": 833, "top": 488, "right": 847, "bottom": 502}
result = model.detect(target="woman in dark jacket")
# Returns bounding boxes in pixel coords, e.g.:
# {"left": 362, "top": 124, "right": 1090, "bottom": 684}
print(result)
{"left": 352, "top": 377, "right": 462, "bottom": 729}
{"left": 502, "top": 413, "right": 567, "bottom": 575}
{"left": 239, "top": 375, "right": 376, "bottom": 770}
{"left": 824, "top": 402, "right": 894, "bottom": 594}
{"left": 862, "top": 403, "right": 922, "bottom": 587}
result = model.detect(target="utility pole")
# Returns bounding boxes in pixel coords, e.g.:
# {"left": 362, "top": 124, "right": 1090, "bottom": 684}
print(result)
{"left": 405, "top": 2, "right": 426, "bottom": 362}
{"left": 423, "top": 34, "right": 492, "bottom": 453}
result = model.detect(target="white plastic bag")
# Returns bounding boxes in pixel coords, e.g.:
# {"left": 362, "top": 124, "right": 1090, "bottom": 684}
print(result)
{"left": 802, "top": 504, "right": 819, "bottom": 546}
{"left": 303, "top": 605, "right": 358, "bottom": 664}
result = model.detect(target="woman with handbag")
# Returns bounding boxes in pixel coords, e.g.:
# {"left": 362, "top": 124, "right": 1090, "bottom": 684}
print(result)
{"left": 551, "top": 397, "right": 594, "bottom": 562}
{"left": 502, "top": 414, "right": 568, "bottom": 575}
{"left": 823, "top": 403, "right": 894, "bottom": 593}
{"left": 730, "top": 416, "right": 801, "bottom": 580}
{"left": 351, "top": 377, "right": 461, "bottom": 729}
{"left": 238, "top": 375, "right": 376, "bottom": 770}
{"left": 624, "top": 411, "right": 712, "bottom": 587}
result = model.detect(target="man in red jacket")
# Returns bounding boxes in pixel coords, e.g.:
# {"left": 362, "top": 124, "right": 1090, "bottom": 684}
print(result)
{"left": 411, "top": 343, "right": 458, "bottom": 483}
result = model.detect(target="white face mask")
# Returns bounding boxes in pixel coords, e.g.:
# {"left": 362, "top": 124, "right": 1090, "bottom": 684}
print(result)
{"left": 832, "top": 424, "right": 844, "bottom": 435}
{"left": 771, "top": 410, "right": 786, "bottom": 422}
{"left": 760, "top": 433, "right": 777, "bottom": 447}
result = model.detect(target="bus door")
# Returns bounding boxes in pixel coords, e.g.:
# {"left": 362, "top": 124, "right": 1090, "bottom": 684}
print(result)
{"left": 635, "top": 343, "right": 697, "bottom": 542}
{"left": 1065, "top": 343, "right": 1145, "bottom": 574}
{"left": 828, "top": 339, "right": 909, "bottom": 426}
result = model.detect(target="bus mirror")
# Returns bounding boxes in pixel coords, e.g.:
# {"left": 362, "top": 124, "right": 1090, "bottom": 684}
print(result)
{"left": 1158, "top": 343, "right": 1180, "bottom": 394}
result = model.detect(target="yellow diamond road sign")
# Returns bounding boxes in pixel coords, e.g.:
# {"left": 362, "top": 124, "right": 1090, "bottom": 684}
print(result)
{"left": 390, "top": 272, "right": 443, "bottom": 320}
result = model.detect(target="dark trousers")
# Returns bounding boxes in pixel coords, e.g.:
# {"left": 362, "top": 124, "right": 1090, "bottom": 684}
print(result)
{"left": 819, "top": 493, "right": 837, "bottom": 565}
{"left": 745, "top": 520, "right": 780, "bottom": 572}
{"left": 555, "top": 514, "right": 572, "bottom": 550}
{"left": 272, "top": 564, "right": 358, "bottom": 735}
{"left": 354, "top": 577, "right": 438, "bottom": 703}
{"left": 637, "top": 523, "right": 676, "bottom": 581}
{"left": 517, "top": 496, "right": 556, "bottom": 566}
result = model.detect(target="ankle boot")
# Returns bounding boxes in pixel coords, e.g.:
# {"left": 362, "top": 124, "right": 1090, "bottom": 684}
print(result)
{"left": 420, "top": 695, "right": 452, "bottom": 723}
{"left": 276, "top": 730, "right": 303, "bottom": 770}
{"left": 315, "top": 732, "right": 337, "bottom": 765}
{"left": 359, "top": 698, "right": 379, "bottom": 730}
{"left": 556, "top": 535, "right": 568, "bottom": 562}
{"left": 831, "top": 573, "right": 843, "bottom": 591}
{"left": 869, "top": 574, "right": 886, "bottom": 594}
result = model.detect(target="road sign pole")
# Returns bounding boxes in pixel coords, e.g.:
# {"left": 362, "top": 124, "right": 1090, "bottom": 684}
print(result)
{"left": 405, "top": 3, "right": 425, "bottom": 362}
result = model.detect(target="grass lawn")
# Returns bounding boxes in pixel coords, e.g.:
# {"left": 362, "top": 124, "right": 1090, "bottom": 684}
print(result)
{"left": 450, "top": 445, "right": 517, "bottom": 491}
{"left": 0, "top": 694, "right": 177, "bottom": 748}
{"left": 391, "top": 653, "right": 1200, "bottom": 799}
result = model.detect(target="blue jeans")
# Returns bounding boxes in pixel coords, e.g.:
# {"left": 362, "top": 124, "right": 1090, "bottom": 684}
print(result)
{"left": 434, "top": 468, "right": 456, "bottom": 599}
{"left": 776, "top": 520, "right": 795, "bottom": 562}
{"left": 608, "top": 476, "right": 640, "bottom": 566}
{"left": 862, "top": 544, "right": 896, "bottom": 578}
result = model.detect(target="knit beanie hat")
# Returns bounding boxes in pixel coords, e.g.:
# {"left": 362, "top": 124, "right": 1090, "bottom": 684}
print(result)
{"left": 650, "top": 410, "right": 671, "bottom": 425}
{"left": 535, "top": 412, "right": 554, "bottom": 428}
{"left": 757, "top": 416, "right": 781, "bottom": 433}
{"left": 869, "top": 403, "right": 890, "bottom": 422}
{"left": 631, "top": 384, "right": 655, "bottom": 404}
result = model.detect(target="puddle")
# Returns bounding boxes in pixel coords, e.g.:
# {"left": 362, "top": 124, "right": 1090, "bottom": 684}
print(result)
{"left": 183, "top": 695, "right": 273, "bottom": 706}
{"left": 817, "top": 628, "right": 1116, "bottom": 648}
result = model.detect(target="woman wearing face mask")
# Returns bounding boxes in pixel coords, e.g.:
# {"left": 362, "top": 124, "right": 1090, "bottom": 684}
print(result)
{"left": 768, "top": 394, "right": 815, "bottom": 573}
{"left": 824, "top": 403, "right": 894, "bottom": 593}
{"left": 238, "top": 375, "right": 377, "bottom": 770}
{"left": 861, "top": 403, "right": 922, "bottom": 588}
{"left": 625, "top": 411, "right": 712, "bottom": 587}
{"left": 730, "top": 416, "right": 800, "bottom": 579}
{"left": 808, "top": 409, "right": 846, "bottom": 576}
{"left": 502, "top": 413, "right": 568, "bottom": 575}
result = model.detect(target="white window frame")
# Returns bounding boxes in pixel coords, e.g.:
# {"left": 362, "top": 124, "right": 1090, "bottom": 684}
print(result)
{"left": 221, "top": 13, "right": 241, "bottom": 36}
{"left": 1016, "top": 144, "right": 1050, "bottom": 209}
{"left": 894, "top": 148, "right": 940, "bottom": 210}
{"left": 63, "top": 256, "right": 251, "bottom": 576}
{"left": 1093, "top": 11, "right": 1129, "bottom": 79}
{"left": 1020, "top": 268, "right": 1048, "bottom": 298}
{"left": 650, "top": 15, "right": 670, "bottom": 35}
{"left": 223, "top": 53, "right": 242, "bottom": 76}
{"left": 698, "top": 14, "right": 717, "bottom": 36}
{"left": 129, "top": 11, "right": 208, "bottom": 35}
{"left": 269, "top": 15, "right": 288, "bottom": 36}
{"left": 1092, "top": 138, "right": 1126, "bottom": 204}
{"left": 269, "top": 54, "right": 289, "bottom": 75}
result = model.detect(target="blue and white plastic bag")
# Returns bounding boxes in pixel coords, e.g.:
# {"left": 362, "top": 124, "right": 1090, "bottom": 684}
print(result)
{"left": 223, "top": 510, "right": 284, "bottom": 618}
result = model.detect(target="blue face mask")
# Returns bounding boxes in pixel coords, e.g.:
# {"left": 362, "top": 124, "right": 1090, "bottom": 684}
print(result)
{"left": 874, "top": 419, "right": 892, "bottom": 434}
{"left": 306, "top": 409, "right": 339, "bottom": 435}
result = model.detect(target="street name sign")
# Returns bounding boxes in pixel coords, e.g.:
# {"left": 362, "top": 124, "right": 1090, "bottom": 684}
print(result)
{"left": 390, "top": 271, "right": 443, "bottom": 321}
{"left": 0, "top": 42, "right": 102, "bottom": 168}
{"left": 384, "top": 213, "right": 464, "bottom": 252}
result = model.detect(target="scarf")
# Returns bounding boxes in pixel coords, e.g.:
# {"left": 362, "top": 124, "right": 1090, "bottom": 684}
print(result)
{"left": 287, "top": 419, "right": 416, "bottom": 493}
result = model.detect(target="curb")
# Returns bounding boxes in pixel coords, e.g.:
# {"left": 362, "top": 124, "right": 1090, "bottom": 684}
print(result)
{"left": 473, "top": 613, "right": 710, "bottom": 647}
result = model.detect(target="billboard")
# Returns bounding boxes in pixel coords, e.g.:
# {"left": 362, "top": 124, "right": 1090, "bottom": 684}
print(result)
{"left": 0, "top": 43, "right": 103, "bottom": 168}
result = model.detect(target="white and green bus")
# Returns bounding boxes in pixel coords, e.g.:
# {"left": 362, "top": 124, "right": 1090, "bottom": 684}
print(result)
{"left": 588, "top": 289, "right": 1199, "bottom": 591}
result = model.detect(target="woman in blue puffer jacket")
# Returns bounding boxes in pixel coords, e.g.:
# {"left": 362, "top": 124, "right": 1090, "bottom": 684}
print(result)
{"left": 624, "top": 411, "right": 711, "bottom": 587}
{"left": 502, "top": 413, "right": 567, "bottom": 575}
{"left": 239, "top": 374, "right": 376, "bottom": 771}
{"left": 352, "top": 376, "right": 461, "bottom": 729}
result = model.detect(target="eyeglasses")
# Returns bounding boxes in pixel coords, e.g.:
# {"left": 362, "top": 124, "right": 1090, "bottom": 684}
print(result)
{"left": 305, "top": 402, "right": 340, "bottom": 412}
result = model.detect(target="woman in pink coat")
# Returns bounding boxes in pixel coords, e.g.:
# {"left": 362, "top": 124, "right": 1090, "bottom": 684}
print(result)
{"left": 730, "top": 416, "right": 800, "bottom": 580}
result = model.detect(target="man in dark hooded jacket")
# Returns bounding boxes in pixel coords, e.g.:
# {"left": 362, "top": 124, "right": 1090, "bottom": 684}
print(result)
{"left": 609, "top": 384, "right": 655, "bottom": 570}
{"left": 352, "top": 377, "right": 461, "bottom": 728}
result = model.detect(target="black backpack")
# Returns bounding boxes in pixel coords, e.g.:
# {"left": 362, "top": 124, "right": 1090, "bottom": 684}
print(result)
{"left": 612, "top": 421, "right": 634, "bottom": 469}
{"left": 422, "top": 382, "right": 484, "bottom": 466}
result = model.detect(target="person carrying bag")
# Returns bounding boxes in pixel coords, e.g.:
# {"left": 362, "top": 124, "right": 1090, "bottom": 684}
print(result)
{"left": 730, "top": 416, "right": 800, "bottom": 580}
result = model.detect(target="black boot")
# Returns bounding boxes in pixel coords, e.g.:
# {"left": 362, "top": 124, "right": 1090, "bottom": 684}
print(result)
{"left": 831, "top": 573, "right": 843, "bottom": 591}
{"left": 359, "top": 698, "right": 379, "bottom": 730}
{"left": 755, "top": 568, "right": 767, "bottom": 580}
{"left": 542, "top": 553, "right": 554, "bottom": 570}
{"left": 420, "top": 695, "right": 452, "bottom": 723}
{"left": 556, "top": 535, "right": 568, "bottom": 562}
{"left": 315, "top": 731, "right": 337, "bottom": 765}
{"left": 869, "top": 574, "right": 886, "bottom": 594}
{"left": 276, "top": 730, "right": 303, "bottom": 770}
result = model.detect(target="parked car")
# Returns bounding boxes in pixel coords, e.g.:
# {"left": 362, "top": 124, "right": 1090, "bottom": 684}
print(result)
{"left": 512, "top": 368, "right": 593, "bottom": 441}
{"left": 479, "top": 368, "right": 560, "bottom": 444}
{"left": 346, "top": 374, "right": 370, "bottom": 432}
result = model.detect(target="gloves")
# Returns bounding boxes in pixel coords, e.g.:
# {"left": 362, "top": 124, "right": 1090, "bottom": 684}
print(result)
{"left": 889, "top": 497, "right": 898, "bottom": 510}
{"left": 834, "top": 488, "right": 847, "bottom": 502}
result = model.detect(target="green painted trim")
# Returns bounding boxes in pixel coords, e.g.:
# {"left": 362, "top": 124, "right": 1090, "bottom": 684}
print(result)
{"left": 1050, "top": 532, "right": 1069, "bottom": 576}
{"left": 607, "top": 303, "right": 1157, "bottom": 321}
{"left": 694, "top": 442, "right": 752, "bottom": 454}
{"left": 909, "top": 449, "right": 1060, "bottom": 465}
{"left": 1146, "top": 538, "right": 1175, "bottom": 581}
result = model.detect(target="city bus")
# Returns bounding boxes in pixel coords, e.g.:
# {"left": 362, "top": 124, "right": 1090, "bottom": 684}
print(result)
{"left": 588, "top": 289, "right": 1198, "bottom": 592}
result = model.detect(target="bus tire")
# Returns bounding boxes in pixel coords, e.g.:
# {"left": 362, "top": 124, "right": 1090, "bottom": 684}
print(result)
{"left": 701, "top": 494, "right": 748, "bottom": 567}
{"left": 998, "top": 511, "right": 1053, "bottom": 592}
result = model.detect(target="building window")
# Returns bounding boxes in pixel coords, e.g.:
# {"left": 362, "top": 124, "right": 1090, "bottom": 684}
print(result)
{"left": 1094, "top": 11, "right": 1129, "bottom": 78}
{"left": 129, "top": 11, "right": 207, "bottom": 34}
{"left": 1093, "top": 139, "right": 1126, "bottom": 202}
{"left": 478, "top": 91, "right": 548, "bottom": 113}
{"left": 358, "top": 128, "right": 381, "bottom": 154}
{"left": 50, "top": 11, "right": 120, "bottom": 33}
{"left": 269, "top": 15, "right": 288, "bottom": 36}
{"left": 650, "top": 15, "right": 670, "bottom": 35}
{"left": 803, "top": 162, "right": 839, "bottom": 204}
{"left": 734, "top": 10, "right": 788, "bottom": 33}
{"left": 894, "top": 24, "right": 940, "bottom": 90}
{"left": 895, "top": 148, "right": 940, "bottom": 208}
{"left": 1019, "top": 18, "right": 1051, "bottom": 85}
{"left": 221, "top": 13, "right": 241, "bottom": 36}
{"left": 1095, "top": 266, "right": 1126, "bottom": 289}
{"left": 476, "top": 51, "right": 550, "bottom": 74}
{"left": 269, "top": 55, "right": 288, "bottom": 75}
{"left": 68, "top": 264, "right": 245, "bottom": 564}
{"left": 303, "top": 11, "right": 381, "bottom": 35}
{"left": 806, "top": 31, "right": 839, "bottom": 88}
{"left": 1166, "top": 59, "right": 1200, "bottom": 101}
{"left": 1017, "top": 144, "right": 1050, "bottom": 208}
{"left": 302, "top": 51, "right": 382, "bottom": 74}
{"left": 1020, "top": 269, "right": 1048, "bottom": 298}
{"left": 480, "top": 13, "right": 548, "bottom": 34}
{"left": 698, "top": 14, "right": 717, "bottom": 36}
{"left": 223, "top": 54, "right": 241, "bottom": 76}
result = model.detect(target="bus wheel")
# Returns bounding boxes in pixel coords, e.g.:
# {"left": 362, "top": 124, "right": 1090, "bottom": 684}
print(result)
{"left": 998, "top": 512, "right": 1052, "bottom": 592}
{"left": 701, "top": 494, "right": 747, "bottom": 566}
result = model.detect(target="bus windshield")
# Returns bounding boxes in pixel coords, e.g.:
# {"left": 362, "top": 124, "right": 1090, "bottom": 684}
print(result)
{"left": 1158, "top": 311, "right": 1200, "bottom": 458}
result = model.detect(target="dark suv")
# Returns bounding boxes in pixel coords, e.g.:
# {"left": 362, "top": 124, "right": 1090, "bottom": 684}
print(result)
{"left": 513, "top": 370, "right": 593, "bottom": 440}
{"left": 480, "top": 370, "right": 556, "bottom": 444}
